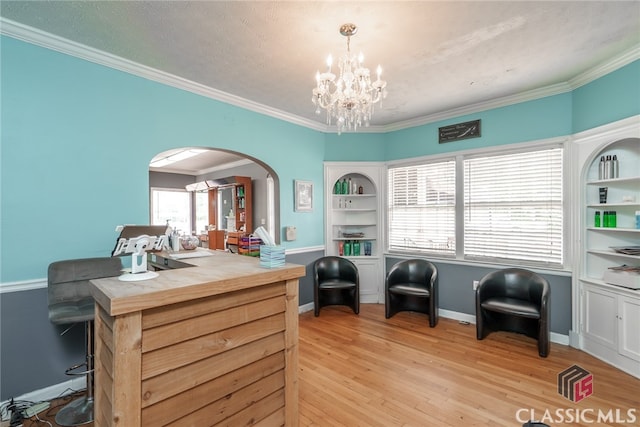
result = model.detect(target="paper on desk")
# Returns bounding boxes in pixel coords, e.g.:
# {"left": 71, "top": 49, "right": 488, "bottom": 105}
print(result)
{"left": 169, "top": 248, "right": 215, "bottom": 259}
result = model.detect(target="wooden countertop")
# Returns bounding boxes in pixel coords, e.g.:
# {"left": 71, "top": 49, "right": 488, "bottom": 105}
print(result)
{"left": 90, "top": 250, "right": 305, "bottom": 316}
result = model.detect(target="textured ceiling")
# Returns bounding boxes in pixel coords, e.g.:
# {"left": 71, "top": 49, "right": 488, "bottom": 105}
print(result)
{"left": 2, "top": 1, "right": 639, "bottom": 172}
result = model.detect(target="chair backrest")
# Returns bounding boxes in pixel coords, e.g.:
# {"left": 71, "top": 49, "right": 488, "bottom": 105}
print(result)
{"left": 48, "top": 257, "right": 123, "bottom": 320}
{"left": 313, "top": 256, "right": 358, "bottom": 283}
{"left": 477, "top": 268, "right": 549, "bottom": 302}
{"left": 387, "top": 259, "right": 437, "bottom": 286}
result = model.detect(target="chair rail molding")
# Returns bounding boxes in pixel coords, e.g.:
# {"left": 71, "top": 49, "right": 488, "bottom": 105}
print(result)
{"left": 0, "top": 278, "right": 47, "bottom": 293}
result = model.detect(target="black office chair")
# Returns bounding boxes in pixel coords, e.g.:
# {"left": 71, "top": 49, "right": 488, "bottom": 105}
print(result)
{"left": 385, "top": 259, "right": 438, "bottom": 327}
{"left": 475, "top": 268, "right": 551, "bottom": 357}
{"left": 48, "top": 257, "right": 122, "bottom": 426}
{"left": 313, "top": 256, "right": 359, "bottom": 316}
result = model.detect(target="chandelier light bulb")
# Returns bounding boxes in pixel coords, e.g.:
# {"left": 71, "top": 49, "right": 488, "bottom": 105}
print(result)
{"left": 311, "top": 23, "right": 387, "bottom": 135}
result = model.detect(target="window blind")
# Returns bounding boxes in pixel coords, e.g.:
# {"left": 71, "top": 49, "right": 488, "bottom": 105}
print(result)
{"left": 463, "top": 147, "right": 563, "bottom": 266}
{"left": 388, "top": 160, "right": 456, "bottom": 255}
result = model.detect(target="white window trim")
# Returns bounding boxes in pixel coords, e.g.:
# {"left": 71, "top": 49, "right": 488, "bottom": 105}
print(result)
{"left": 384, "top": 136, "right": 571, "bottom": 272}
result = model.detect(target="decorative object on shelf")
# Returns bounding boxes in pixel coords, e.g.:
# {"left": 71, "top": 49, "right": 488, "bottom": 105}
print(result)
{"left": 610, "top": 246, "right": 640, "bottom": 255}
{"left": 364, "top": 241, "right": 372, "bottom": 256}
{"left": 600, "top": 154, "right": 621, "bottom": 180}
{"left": 294, "top": 180, "right": 313, "bottom": 212}
{"left": 342, "top": 232, "right": 365, "bottom": 238}
{"left": 180, "top": 235, "right": 200, "bottom": 250}
{"left": 604, "top": 265, "right": 640, "bottom": 290}
{"left": 312, "top": 23, "right": 387, "bottom": 135}
{"left": 603, "top": 211, "right": 617, "bottom": 227}
{"left": 599, "top": 187, "right": 608, "bottom": 203}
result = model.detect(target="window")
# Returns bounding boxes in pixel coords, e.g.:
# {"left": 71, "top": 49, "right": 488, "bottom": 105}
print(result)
{"left": 150, "top": 188, "right": 191, "bottom": 233}
{"left": 388, "top": 160, "right": 456, "bottom": 255}
{"left": 464, "top": 147, "right": 563, "bottom": 266}
{"left": 194, "top": 191, "right": 209, "bottom": 234}
{"left": 387, "top": 144, "right": 564, "bottom": 268}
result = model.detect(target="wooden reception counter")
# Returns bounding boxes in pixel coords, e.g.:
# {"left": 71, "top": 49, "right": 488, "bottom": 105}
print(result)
{"left": 89, "top": 250, "right": 305, "bottom": 427}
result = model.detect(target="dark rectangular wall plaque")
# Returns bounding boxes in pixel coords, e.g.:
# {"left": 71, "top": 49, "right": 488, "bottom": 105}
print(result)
{"left": 438, "top": 119, "right": 481, "bottom": 143}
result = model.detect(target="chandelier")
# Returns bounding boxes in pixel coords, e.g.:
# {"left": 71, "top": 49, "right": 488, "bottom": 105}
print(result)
{"left": 312, "top": 23, "right": 387, "bottom": 135}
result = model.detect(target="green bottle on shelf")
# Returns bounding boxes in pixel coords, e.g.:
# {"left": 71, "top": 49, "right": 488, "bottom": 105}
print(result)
{"left": 353, "top": 241, "right": 361, "bottom": 256}
{"left": 334, "top": 180, "right": 341, "bottom": 194}
{"left": 344, "top": 241, "right": 351, "bottom": 257}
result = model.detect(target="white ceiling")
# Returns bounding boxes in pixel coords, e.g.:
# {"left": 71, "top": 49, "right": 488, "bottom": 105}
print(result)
{"left": 2, "top": 1, "right": 639, "bottom": 173}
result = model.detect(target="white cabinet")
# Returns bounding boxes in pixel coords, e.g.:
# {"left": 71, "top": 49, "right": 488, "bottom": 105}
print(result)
{"left": 324, "top": 163, "right": 384, "bottom": 304}
{"left": 619, "top": 296, "right": 640, "bottom": 361}
{"left": 582, "top": 284, "right": 640, "bottom": 377}
{"left": 583, "top": 284, "right": 617, "bottom": 349}
{"left": 574, "top": 119, "right": 640, "bottom": 379}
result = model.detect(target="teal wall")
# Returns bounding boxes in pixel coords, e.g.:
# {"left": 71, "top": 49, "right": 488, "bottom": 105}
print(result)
{"left": 384, "top": 94, "right": 573, "bottom": 160}
{"left": 1, "top": 36, "right": 325, "bottom": 282}
{"left": 572, "top": 61, "right": 640, "bottom": 133}
{"left": 1, "top": 34, "right": 638, "bottom": 284}
{"left": 324, "top": 132, "right": 386, "bottom": 161}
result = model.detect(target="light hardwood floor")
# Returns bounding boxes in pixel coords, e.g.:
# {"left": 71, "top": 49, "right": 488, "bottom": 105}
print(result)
{"left": 299, "top": 304, "right": 640, "bottom": 427}
{"left": 21, "top": 304, "right": 640, "bottom": 426}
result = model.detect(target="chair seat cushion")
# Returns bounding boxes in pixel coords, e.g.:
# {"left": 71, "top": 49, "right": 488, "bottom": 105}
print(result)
{"left": 48, "top": 298, "right": 95, "bottom": 324}
{"left": 318, "top": 279, "right": 357, "bottom": 290}
{"left": 388, "top": 283, "right": 431, "bottom": 297}
{"left": 481, "top": 297, "right": 540, "bottom": 319}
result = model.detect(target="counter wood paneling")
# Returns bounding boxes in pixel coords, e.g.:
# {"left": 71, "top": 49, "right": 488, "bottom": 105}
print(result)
{"left": 90, "top": 250, "right": 304, "bottom": 426}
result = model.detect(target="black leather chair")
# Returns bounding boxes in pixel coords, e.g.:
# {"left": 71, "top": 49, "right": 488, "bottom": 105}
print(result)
{"left": 475, "top": 268, "right": 550, "bottom": 357}
{"left": 48, "top": 257, "right": 123, "bottom": 426}
{"left": 313, "top": 256, "right": 359, "bottom": 316}
{"left": 385, "top": 259, "right": 438, "bottom": 327}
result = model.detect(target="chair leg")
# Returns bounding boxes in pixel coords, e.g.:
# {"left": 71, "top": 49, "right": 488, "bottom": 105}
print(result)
{"left": 55, "top": 320, "right": 94, "bottom": 426}
{"left": 353, "top": 289, "right": 360, "bottom": 315}
{"left": 428, "top": 312, "right": 437, "bottom": 328}
{"left": 538, "top": 321, "right": 550, "bottom": 357}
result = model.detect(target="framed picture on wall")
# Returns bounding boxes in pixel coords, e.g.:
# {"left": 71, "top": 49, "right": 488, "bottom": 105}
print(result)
{"left": 294, "top": 180, "right": 313, "bottom": 212}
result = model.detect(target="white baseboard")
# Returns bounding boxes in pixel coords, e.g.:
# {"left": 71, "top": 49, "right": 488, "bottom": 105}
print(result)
{"left": 299, "top": 303, "right": 570, "bottom": 345}
{"left": 437, "top": 308, "right": 570, "bottom": 345}
{"left": 439, "top": 308, "right": 476, "bottom": 324}
{"left": 298, "top": 302, "right": 314, "bottom": 314}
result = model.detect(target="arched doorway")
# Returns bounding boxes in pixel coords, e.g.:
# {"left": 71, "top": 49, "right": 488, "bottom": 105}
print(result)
{"left": 149, "top": 147, "right": 280, "bottom": 245}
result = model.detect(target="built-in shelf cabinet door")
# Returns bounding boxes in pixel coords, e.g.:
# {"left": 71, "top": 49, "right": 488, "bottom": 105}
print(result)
{"left": 619, "top": 295, "right": 640, "bottom": 362}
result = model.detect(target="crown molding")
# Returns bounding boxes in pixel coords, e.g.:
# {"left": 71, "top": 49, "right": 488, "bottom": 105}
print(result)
{"left": 568, "top": 45, "right": 640, "bottom": 90}
{"left": 380, "top": 82, "right": 573, "bottom": 133}
{"left": 2, "top": 18, "right": 638, "bottom": 135}
{"left": 0, "top": 18, "right": 326, "bottom": 131}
